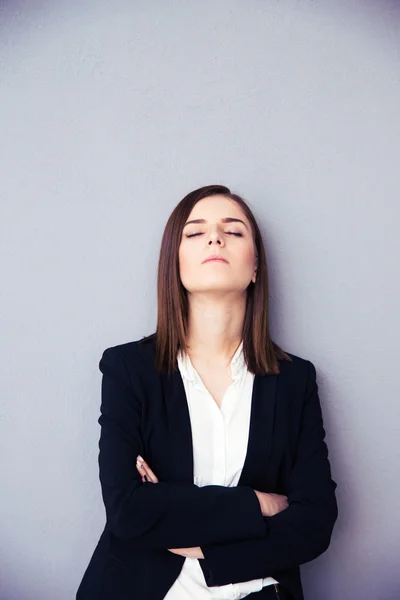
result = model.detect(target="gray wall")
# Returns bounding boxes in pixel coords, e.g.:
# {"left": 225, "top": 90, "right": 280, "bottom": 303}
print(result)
{"left": 1, "top": 1, "right": 399, "bottom": 598}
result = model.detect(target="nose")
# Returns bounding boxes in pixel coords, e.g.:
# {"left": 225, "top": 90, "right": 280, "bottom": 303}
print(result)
{"left": 207, "top": 228, "right": 224, "bottom": 246}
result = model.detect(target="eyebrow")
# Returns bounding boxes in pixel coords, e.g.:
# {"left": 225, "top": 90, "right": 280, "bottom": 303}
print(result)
{"left": 183, "top": 217, "right": 248, "bottom": 230}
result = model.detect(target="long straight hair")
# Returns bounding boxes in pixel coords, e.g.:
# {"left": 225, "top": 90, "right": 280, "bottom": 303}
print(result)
{"left": 140, "top": 184, "right": 291, "bottom": 375}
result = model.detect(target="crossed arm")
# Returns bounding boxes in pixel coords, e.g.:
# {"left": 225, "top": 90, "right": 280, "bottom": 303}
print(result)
{"left": 135, "top": 457, "right": 287, "bottom": 559}
{"left": 98, "top": 347, "right": 338, "bottom": 585}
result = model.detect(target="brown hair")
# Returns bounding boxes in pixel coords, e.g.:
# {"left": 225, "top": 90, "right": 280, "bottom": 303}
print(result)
{"left": 140, "top": 184, "right": 291, "bottom": 375}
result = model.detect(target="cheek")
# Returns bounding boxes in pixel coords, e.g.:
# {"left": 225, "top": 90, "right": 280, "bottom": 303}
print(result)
{"left": 238, "top": 246, "right": 256, "bottom": 269}
{"left": 178, "top": 245, "right": 195, "bottom": 280}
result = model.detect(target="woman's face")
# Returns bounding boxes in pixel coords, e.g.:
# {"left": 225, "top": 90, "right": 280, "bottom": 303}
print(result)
{"left": 178, "top": 195, "right": 258, "bottom": 295}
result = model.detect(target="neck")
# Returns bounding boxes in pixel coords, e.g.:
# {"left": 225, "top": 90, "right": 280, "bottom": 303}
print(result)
{"left": 185, "top": 291, "right": 246, "bottom": 362}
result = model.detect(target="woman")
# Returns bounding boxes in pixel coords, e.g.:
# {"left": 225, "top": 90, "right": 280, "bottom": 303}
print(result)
{"left": 76, "top": 185, "right": 338, "bottom": 600}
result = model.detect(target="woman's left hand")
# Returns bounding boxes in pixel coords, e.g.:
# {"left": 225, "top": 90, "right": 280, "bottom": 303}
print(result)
{"left": 168, "top": 547, "right": 204, "bottom": 559}
{"left": 135, "top": 456, "right": 204, "bottom": 559}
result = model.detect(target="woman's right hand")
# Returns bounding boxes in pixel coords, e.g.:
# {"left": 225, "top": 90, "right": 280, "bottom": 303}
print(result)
{"left": 254, "top": 490, "right": 289, "bottom": 517}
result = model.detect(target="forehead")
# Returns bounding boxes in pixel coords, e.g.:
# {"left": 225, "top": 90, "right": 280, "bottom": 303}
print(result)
{"left": 188, "top": 195, "right": 248, "bottom": 222}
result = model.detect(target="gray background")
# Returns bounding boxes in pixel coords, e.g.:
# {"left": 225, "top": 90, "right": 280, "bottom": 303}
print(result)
{"left": 1, "top": 1, "right": 399, "bottom": 598}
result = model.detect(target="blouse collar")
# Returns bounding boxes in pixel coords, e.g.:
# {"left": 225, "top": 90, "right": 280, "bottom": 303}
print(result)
{"left": 177, "top": 340, "right": 246, "bottom": 385}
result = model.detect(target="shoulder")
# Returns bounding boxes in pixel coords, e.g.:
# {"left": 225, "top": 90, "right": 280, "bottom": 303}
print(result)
{"left": 280, "top": 349, "right": 315, "bottom": 369}
{"left": 99, "top": 334, "right": 157, "bottom": 374}
{"left": 277, "top": 350, "right": 317, "bottom": 389}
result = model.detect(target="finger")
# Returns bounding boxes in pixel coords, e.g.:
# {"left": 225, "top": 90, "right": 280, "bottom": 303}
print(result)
{"left": 136, "top": 457, "right": 159, "bottom": 483}
{"left": 136, "top": 460, "right": 148, "bottom": 482}
{"left": 139, "top": 459, "right": 159, "bottom": 483}
{"left": 144, "top": 465, "right": 159, "bottom": 483}
{"left": 168, "top": 548, "right": 185, "bottom": 556}
{"left": 141, "top": 466, "right": 154, "bottom": 482}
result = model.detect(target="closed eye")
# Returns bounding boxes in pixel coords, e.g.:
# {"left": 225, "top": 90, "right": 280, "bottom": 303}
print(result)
{"left": 185, "top": 232, "right": 244, "bottom": 238}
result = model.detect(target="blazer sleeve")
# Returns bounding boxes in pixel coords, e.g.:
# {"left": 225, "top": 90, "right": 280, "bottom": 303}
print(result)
{"left": 199, "top": 360, "right": 338, "bottom": 587}
{"left": 97, "top": 346, "right": 267, "bottom": 549}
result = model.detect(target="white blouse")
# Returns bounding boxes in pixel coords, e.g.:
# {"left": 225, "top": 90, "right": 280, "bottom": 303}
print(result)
{"left": 164, "top": 340, "right": 278, "bottom": 600}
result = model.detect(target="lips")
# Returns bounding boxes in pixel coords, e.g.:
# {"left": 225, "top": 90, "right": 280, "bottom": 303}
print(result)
{"left": 203, "top": 256, "right": 228, "bottom": 264}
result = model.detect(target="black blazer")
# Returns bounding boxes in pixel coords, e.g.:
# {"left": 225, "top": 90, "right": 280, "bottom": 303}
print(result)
{"left": 76, "top": 336, "right": 338, "bottom": 600}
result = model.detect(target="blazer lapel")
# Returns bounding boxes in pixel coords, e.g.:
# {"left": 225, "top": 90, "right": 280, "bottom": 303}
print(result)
{"left": 238, "top": 373, "right": 278, "bottom": 489}
{"left": 161, "top": 368, "right": 194, "bottom": 483}
{"left": 161, "top": 366, "right": 278, "bottom": 488}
